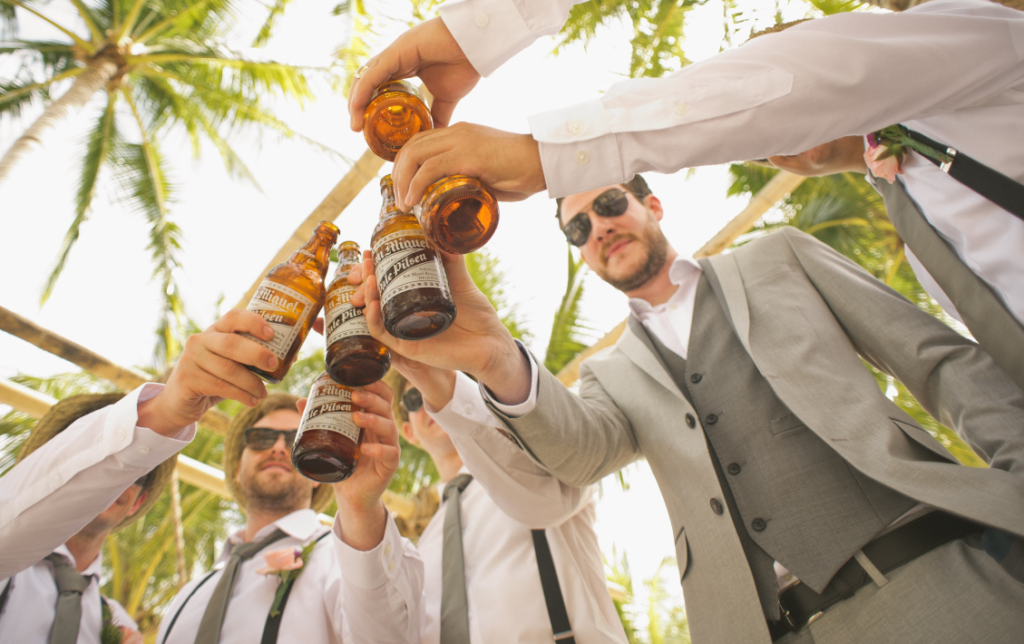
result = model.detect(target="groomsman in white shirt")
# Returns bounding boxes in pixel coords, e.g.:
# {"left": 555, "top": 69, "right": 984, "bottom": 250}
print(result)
{"left": 332, "top": 364, "right": 627, "bottom": 644}
{"left": 0, "top": 309, "right": 286, "bottom": 643}
{"left": 156, "top": 383, "right": 422, "bottom": 644}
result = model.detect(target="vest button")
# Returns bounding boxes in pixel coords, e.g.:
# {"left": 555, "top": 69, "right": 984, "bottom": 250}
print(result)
{"left": 690, "top": 373, "right": 702, "bottom": 383}
{"left": 710, "top": 498, "right": 724, "bottom": 515}
{"left": 751, "top": 518, "right": 767, "bottom": 532}
{"left": 705, "top": 413, "right": 718, "bottom": 425}
{"left": 685, "top": 413, "right": 696, "bottom": 428}
{"left": 727, "top": 463, "right": 741, "bottom": 475}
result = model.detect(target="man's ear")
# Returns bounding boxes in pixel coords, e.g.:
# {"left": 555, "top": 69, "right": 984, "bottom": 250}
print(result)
{"left": 127, "top": 489, "right": 147, "bottom": 517}
{"left": 646, "top": 195, "right": 664, "bottom": 221}
{"left": 401, "top": 421, "right": 417, "bottom": 445}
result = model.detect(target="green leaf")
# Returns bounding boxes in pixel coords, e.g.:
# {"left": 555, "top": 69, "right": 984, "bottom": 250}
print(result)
{"left": 464, "top": 249, "right": 530, "bottom": 342}
{"left": 252, "top": 0, "right": 293, "bottom": 47}
{"left": 543, "top": 246, "right": 592, "bottom": 374}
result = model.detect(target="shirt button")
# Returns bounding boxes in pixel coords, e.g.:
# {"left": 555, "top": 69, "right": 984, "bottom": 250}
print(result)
{"left": 705, "top": 413, "right": 718, "bottom": 425}
{"left": 727, "top": 463, "right": 741, "bottom": 475}
{"left": 675, "top": 103, "right": 690, "bottom": 116}
{"left": 575, "top": 150, "right": 590, "bottom": 165}
{"left": 568, "top": 120, "right": 584, "bottom": 135}
{"left": 388, "top": 559, "right": 396, "bottom": 571}
{"left": 464, "top": 404, "right": 474, "bottom": 415}
{"left": 138, "top": 446, "right": 150, "bottom": 455}
{"left": 685, "top": 413, "right": 696, "bottom": 429}
{"left": 475, "top": 12, "right": 489, "bottom": 27}
{"left": 690, "top": 373, "right": 702, "bottom": 384}
{"left": 384, "top": 543, "right": 392, "bottom": 557}
{"left": 51, "top": 474, "right": 61, "bottom": 486}
{"left": 752, "top": 518, "right": 767, "bottom": 532}
{"left": 710, "top": 498, "right": 724, "bottom": 515}
{"left": 118, "top": 429, "right": 127, "bottom": 441}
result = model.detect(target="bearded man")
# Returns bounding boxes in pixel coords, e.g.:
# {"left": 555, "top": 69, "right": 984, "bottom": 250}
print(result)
{"left": 349, "top": 175, "right": 1024, "bottom": 644}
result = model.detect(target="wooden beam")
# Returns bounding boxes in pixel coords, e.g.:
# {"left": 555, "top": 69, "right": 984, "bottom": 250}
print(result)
{"left": 0, "top": 377, "right": 57, "bottom": 418}
{"left": 555, "top": 171, "right": 806, "bottom": 386}
{"left": 234, "top": 149, "right": 386, "bottom": 311}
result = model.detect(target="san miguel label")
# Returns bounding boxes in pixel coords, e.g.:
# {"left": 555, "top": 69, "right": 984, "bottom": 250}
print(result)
{"left": 325, "top": 287, "right": 369, "bottom": 345}
{"left": 243, "top": 280, "right": 314, "bottom": 360}
{"left": 299, "top": 379, "right": 362, "bottom": 443}
{"left": 372, "top": 229, "right": 450, "bottom": 307}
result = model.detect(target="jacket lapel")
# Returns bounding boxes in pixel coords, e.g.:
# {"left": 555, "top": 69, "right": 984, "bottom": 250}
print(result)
{"left": 618, "top": 317, "right": 688, "bottom": 402}
{"left": 703, "top": 254, "right": 753, "bottom": 356}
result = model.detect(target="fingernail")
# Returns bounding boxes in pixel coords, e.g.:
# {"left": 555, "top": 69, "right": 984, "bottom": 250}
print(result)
{"left": 249, "top": 395, "right": 260, "bottom": 406}
{"left": 263, "top": 325, "right": 274, "bottom": 340}
{"left": 266, "top": 356, "right": 278, "bottom": 370}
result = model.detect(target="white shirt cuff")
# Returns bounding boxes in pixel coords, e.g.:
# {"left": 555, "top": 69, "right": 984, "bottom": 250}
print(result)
{"left": 440, "top": 0, "right": 535, "bottom": 77}
{"left": 426, "top": 372, "right": 501, "bottom": 435}
{"left": 333, "top": 513, "right": 406, "bottom": 588}
{"left": 478, "top": 340, "right": 539, "bottom": 418}
{"left": 115, "top": 384, "right": 197, "bottom": 469}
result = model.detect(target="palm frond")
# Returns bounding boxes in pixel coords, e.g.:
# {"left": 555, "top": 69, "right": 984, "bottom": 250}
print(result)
{"left": 332, "top": 0, "right": 376, "bottom": 97}
{"left": 0, "top": 68, "right": 83, "bottom": 119}
{"left": 251, "top": 0, "right": 293, "bottom": 47}
{"left": 543, "top": 246, "right": 592, "bottom": 374}
{"left": 464, "top": 249, "right": 530, "bottom": 342}
{"left": 42, "top": 91, "right": 121, "bottom": 305}
{"left": 1, "top": 1, "right": 18, "bottom": 38}
{"left": 803, "top": 0, "right": 865, "bottom": 16}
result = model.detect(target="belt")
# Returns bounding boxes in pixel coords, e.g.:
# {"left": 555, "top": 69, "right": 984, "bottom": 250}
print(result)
{"left": 768, "top": 511, "right": 983, "bottom": 641}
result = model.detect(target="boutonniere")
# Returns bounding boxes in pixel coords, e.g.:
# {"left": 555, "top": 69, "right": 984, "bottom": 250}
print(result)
{"left": 258, "top": 540, "right": 318, "bottom": 617}
{"left": 865, "top": 125, "right": 953, "bottom": 184}
{"left": 100, "top": 600, "right": 124, "bottom": 644}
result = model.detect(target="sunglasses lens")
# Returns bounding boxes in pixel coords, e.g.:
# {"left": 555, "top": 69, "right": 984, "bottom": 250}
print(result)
{"left": 245, "top": 428, "right": 296, "bottom": 451}
{"left": 593, "top": 190, "right": 629, "bottom": 218}
{"left": 563, "top": 214, "right": 591, "bottom": 247}
{"left": 403, "top": 388, "right": 424, "bottom": 413}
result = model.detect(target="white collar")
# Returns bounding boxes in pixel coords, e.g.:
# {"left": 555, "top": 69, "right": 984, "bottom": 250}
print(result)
{"left": 627, "top": 256, "right": 703, "bottom": 317}
{"left": 54, "top": 543, "right": 102, "bottom": 579}
{"left": 225, "top": 508, "right": 322, "bottom": 553}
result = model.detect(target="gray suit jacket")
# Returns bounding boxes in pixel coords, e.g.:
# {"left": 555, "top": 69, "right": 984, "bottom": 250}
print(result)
{"left": 487, "top": 228, "right": 1024, "bottom": 644}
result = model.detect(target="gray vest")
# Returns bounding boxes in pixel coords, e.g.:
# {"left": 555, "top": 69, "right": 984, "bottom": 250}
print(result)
{"left": 634, "top": 274, "right": 917, "bottom": 618}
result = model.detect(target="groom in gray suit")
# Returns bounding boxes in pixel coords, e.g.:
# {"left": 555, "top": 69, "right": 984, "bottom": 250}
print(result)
{"left": 351, "top": 175, "right": 1024, "bottom": 644}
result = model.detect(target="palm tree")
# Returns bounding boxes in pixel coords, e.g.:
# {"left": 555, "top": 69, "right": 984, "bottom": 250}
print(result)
{"left": 0, "top": 0, "right": 327, "bottom": 363}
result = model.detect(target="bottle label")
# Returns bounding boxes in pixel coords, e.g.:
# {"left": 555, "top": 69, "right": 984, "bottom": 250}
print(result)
{"left": 372, "top": 230, "right": 450, "bottom": 308}
{"left": 300, "top": 380, "right": 361, "bottom": 443}
{"left": 243, "top": 280, "right": 314, "bottom": 360}
{"left": 325, "top": 288, "right": 369, "bottom": 345}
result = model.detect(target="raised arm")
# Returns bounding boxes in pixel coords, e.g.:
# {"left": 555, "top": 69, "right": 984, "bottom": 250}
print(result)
{"left": 0, "top": 310, "right": 278, "bottom": 579}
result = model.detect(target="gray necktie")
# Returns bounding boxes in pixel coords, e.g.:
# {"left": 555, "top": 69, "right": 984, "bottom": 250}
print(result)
{"left": 875, "top": 177, "right": 1024, "bottom": 392}
{"left": 440, "top": 474, "right": 474, "bottom": 644}
{"left": 44, "top": 553, "right": 91, "bottom": 644}
{"left": 194, "top": 528, "right": 287, "bottom": 644}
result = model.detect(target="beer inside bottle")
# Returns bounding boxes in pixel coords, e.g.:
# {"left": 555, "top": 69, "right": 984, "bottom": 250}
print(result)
{"left": 363, "top": 80, "right": 432, "bottom": 162}
{"left": 324, "top": 241, "right": 391, "bottom": 386}
{"left": 240, "top": 221, "right": 339, "bottom": 383}
{"left": 414, "top": 175, "right": 499, "bottom": 254}
{"left": 371, "top": 175, "right": 456, "bottom": 340}
{"left": 293, "top": 372, "right": 364, "bottom": 483}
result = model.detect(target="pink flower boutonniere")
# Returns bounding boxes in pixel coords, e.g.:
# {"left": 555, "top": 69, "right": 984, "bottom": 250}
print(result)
{"left": 864, "top": 125, "right": 954, "bottom": 184}
{"left": 259, "top": 540, "right": 318, "bottom": 617}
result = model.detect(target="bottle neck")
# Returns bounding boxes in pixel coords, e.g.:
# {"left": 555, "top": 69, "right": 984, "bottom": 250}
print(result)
{"left": 332, "top": 250, "right": 362, "bottom": 279}
{"left": 290, "top": 231, "right": 334, "bottom": 277}
{"left": 379, "top": 183, "right": 403, "bottom": 221}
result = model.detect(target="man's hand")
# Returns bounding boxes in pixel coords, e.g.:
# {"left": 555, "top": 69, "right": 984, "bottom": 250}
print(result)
{"left": 390, "top": 353, "right": 458, "bottom": 412}
{"left": 348, "top": 17, "right": 480, "bottom": 131}
{"left": 349, "top": 250, "right": 531, "bottom": 405}
{"left": 391, "top": 122, "right": 545, "bottom": 211}
{"left": 300, "top": 380, "right": 400, "bottom": 551}
{"left": 137, "top": 310, "right": 278, "bottom": 437}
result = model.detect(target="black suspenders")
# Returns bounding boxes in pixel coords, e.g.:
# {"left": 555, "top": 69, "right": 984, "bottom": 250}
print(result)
{"left": 160, "top": 531, "right": 330, "bottom": 644}
{"left": 531, "top": 529, "right": 576, "bottom": 644}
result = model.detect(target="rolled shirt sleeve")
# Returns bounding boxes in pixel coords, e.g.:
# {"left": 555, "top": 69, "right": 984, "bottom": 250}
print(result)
{"left": 0, "top": 383, "right": 195, "bottom": 580}
{"left": 334, "top": 514, "right": 425, "bottom": 644}
{"left": 530, "top": 0, "right": 1024, "bottom": 197}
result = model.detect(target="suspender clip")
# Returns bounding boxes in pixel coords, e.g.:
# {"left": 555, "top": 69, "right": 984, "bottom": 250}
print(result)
{"left": 554, "top": 630, "right": 575, "bottom": 641}
{"left": 940, "top": 147, "right": 957, "bottom": 173}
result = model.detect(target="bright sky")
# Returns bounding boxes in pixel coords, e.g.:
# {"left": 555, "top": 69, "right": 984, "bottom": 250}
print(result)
{"left": 0, "top": 0, "right": 828, "bottom": 622}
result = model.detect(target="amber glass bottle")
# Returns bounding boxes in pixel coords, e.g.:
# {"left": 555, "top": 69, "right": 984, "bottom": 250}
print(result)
{"left": 324, "top": 241, "right": 391, "bottom": 386}
{"left": 371, "top": 175, "right": 456, "bottom": 340}
{"left": 414, "top": 175, "right": 499, "bottom": 254}
{"left": 241, "top": 221, "right": 339, "bottom": 383}
{"left": 363, "top": 80, "right": 433, "bottom": 162}
{"left": 293, "top": 371, "right": 364, "bottom": 483}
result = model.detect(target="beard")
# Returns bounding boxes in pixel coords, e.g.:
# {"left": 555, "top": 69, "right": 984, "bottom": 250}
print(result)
{"left": 597, "top": 218, "right": 670, "bottom": 292}
{"left": 240, "top": 471, "right": 312, "bottom": 514}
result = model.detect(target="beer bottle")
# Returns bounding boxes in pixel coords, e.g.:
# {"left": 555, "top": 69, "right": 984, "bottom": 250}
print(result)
{"left": 324, "top": 241, "right": 391, "bottom": 387}
{"left": 414, "top": 175, "right": 499, "bottom": 254}
{"left": 363, "top": 80, "right": 433, "bottom": 162}
{"left": 241, "top": 221, "right": 339, "bottom": 383}
{"left": 371, "top": 175, "right": 456, "bottom": 340}
{"left": 293, "top": 371, "right": 364, "bottom": 483}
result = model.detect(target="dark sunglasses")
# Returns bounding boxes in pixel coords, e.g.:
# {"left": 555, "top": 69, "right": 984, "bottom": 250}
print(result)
{"left": 401, "top": 387, "right": 424, "bottom": 413}
{"left": 561, "top": 188, "right": 630, "bottom": 247}
{"left": 244, "top": 427, "right": 298, "bottom": 452}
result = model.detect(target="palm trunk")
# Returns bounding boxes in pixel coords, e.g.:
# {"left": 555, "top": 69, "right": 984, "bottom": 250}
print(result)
{"left": 0, "top": 57, "right": 118, "bottom": 185}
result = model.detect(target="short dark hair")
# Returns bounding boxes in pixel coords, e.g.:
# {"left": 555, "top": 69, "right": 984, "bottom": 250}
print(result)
{"left": 555, "top": 174, "right": 653, "bottom": 227}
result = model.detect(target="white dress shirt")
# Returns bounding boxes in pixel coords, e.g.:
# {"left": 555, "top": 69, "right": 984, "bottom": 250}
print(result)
{"left": 337, "top": 373, "right": 627, "bottom": 644}
{"left": 0, "top": 544, "right": 136, "bottom": 644}
{"left": 441, "top": 0, "right": 1024, "bottom": 326}
{"left": 0, "top": 383, "right": 195, "bottom": 642}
